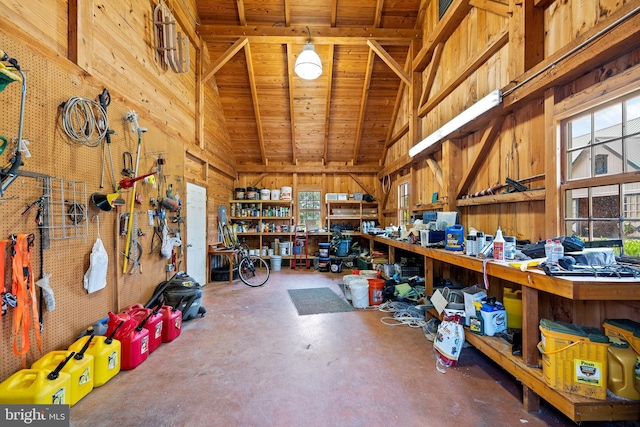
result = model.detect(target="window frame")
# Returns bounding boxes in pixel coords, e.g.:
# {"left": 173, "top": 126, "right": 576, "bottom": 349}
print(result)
{"left": 297, "top": 189, "right": 322, "bottom": 229}
{"left": 398, "top": 180, "right": 410, "bottom": 227}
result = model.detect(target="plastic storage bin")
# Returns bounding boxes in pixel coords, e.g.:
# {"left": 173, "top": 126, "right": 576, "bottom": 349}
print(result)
{"left": 538, "top": 319, "right": 610, "bottom": 400}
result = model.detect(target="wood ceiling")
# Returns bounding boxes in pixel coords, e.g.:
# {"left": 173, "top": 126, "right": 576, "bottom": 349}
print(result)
{"left": 196, "top": 0, "right": 423, "bottom": 170}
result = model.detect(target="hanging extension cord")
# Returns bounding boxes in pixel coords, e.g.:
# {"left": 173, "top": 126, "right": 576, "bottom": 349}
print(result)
{"left": 61, "top": 96, "right": 108, "bottom": 147}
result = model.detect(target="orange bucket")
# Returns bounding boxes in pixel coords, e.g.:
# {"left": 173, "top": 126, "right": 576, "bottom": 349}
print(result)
{"left": 367, "top": 278, "right": 385, "bottom": 306}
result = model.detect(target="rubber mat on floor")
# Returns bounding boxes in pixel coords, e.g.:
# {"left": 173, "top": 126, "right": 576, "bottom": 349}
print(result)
{"left": 287, "top": 287, "right": 355, "bottom": 315}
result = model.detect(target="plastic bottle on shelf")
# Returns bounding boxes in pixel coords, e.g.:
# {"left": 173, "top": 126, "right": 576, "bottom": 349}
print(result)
{"left": 544, "top": 239, "right": 554, "bottom": 262}
{"left": 552, "top": 239, "right": 564, "bottom": 264}
{"left": 493, "top": 226, "right": 505, "bottom": 261}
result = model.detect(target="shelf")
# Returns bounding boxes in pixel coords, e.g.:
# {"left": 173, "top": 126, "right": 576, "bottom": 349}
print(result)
{"left": 464, "top": 332, "right": 640, "bottom": 422}
{"left": 456, "top": 189, "right": 545, "bottom": 207}
{"left": 231, "top": 199, "right": 293, "bottom": 204}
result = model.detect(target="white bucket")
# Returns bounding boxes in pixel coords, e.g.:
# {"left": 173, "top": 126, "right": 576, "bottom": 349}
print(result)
{"left": 342, "top": 274, "right": 360, "bottom": 300}
{"left": 260, "top": 189, "right": 271, "bottom": 200}
{"left": 271, "top": 189, "right": 281, "bottom": 200}
{"left": 359, "top": 270, "right": 379, "bottom": 279}
{"left": 349, "top": 279, "right": 369, "bottom": 308}
{"left": 281, "top": 186, "right": 292, "bottom": 200}
{"left": 270, "top": 255, "right": 282, "bottom": 271}
{"left": 279, "top": 241, "right": 291, "bottom": 256}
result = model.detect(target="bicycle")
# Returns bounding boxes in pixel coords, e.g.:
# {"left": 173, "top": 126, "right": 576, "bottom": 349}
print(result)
{"left": 235, "top": 241, "right": 270, "bottom": 287}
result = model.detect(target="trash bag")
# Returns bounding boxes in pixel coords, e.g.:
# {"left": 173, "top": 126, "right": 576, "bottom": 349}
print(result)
{"left": 433, "top": 314, "right": 465, "bottom": 373}
{"left": 84, "top": 237, "right": 108, "bottom": 294}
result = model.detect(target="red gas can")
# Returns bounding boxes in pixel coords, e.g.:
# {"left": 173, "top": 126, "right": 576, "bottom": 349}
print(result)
{"left": 123, "top": 306, "right": 163, "bottom": 353}
{"left": 158, "top": 305, "right": 182, "bottom": 343}
{"left": 106, "top": 312, "right": 149, "bottom": 370}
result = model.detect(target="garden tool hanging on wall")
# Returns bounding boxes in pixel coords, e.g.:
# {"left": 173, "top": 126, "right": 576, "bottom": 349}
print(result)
{"left": 122, "top": 111, "right": 147, "bottom": 273}
{"left": 0, "top": 50, "right": 26, "bottom": 197}
{"left": 98, "top": 88, "right": 117, "bottom": 191}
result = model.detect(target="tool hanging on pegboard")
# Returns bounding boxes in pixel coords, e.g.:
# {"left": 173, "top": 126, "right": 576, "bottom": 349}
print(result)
{"left": 98, "top": 88, "right": 117, "bottom": 191}
{"left": 121, "top": 111, "right": 147, "bottom": 273}
{"left": 0, "top": 50, "right": 27, "bottom": 197}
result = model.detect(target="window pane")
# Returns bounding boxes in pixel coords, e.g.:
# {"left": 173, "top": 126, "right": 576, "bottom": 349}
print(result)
{"left": 626, "top": 95, "right": 640, "bottom": 123}
{"left": 594, "top": 104, "right": 622, "bottom": 142}
{"left": 626, "top": 135, "right": 640, "bottom": 172}
{"left": 591, "top": 220, "right": 621, "bottom": 239}
{"left": 565, "top": 219, "right": 589, "bottom": 238}
{"left": 591, "top": 185, "right": 620, "bottom": 219}
{"left": 568, "top": 148, "right": 591, "bottom": 180}
{"left": 566, "top": 188, "right": 589, "bottom": 218}
{"left": 598, "top": 141, "right": 622, "bottom": 175}
{"left": 568, "top": 115, "right": 591, "bottom": 149}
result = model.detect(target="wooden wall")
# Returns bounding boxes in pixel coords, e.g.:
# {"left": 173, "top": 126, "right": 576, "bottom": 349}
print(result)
{"left": 0, "top": 0, "right": 234, "bottom": 378}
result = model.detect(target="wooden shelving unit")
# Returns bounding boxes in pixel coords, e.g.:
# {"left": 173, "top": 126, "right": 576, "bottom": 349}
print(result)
{"left": 362, "top": 234, "right": 640, "bottom": 422}
{"left": 327, "top": 200, "right": 379, "bottom": 233}
{"left": 229, "top": 199, "right": 295, "bottom": 255}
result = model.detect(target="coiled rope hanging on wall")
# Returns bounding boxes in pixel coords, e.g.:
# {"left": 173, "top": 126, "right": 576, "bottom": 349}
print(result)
{"left": 61, "top": 96, "right": 108, "bottom": 147}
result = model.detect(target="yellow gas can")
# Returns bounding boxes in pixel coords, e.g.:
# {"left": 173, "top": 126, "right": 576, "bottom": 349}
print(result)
{"left": 32, "top": 350, "right": 93, "bottom": 406}
{"left": 0, "top": 369, "right": 70, "bottom": 404}
{"left": 607, "top": 337, "right": 640, "bottom": 400}
{"left": 69, "top": 334, "right": 121, "bottom": 387}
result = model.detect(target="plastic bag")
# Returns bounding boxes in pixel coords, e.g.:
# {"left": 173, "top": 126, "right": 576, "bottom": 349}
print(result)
{"left": 433, "top": 314, "right": 465, "bottom": 373}
{"left": 84, "top": 237, "right": 108, "bottom": 294}
{"left": 161, "top": 225, "right": 181, "bottom": 259}
{"left": 35, "top": 273, "right": 55, "bottom": 311}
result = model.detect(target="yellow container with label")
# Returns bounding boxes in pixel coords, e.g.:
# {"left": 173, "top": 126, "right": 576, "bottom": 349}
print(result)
{"left": 539, "top": 319, "right": 610, "bottom": 400}
{"left": 503, "top": 288, "right": 522, "bottom": 329}
{"left": 607, "top": 337, "right": 640, "bottom": 400}
{"left": 32, "top": 350, "right": 94, "bottom": 406}
{"left": 69, "top": 335, "right": 121, "bottom": 387}
{"left": 0, "top": 369, "right": 70, "bottom": 404}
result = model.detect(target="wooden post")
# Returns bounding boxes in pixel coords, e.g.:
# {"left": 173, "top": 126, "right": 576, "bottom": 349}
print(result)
{"left": 68, "top": 0, "right": 93, "bottom": 74}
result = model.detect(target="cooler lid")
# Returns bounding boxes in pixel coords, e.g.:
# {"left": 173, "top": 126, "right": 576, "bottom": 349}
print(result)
{"left": 604, "top": 318, "right": 640, "bottom": 334}
{"left": 540, "top": 318, "right": 609, "bottom": 343}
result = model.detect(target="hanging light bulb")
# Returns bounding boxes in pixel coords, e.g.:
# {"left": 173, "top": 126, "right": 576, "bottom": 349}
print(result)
{"left": 295, "top": 27, "right": 322, "bottom": 80}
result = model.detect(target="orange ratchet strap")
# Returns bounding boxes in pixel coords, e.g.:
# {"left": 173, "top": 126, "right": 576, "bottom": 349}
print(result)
{"left": 11, "top": 233, "right": 41, "bottom": 367}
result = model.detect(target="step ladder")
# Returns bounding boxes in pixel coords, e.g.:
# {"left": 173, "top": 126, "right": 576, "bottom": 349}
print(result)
{"left": 292, "top": 226, "right": 309, "bottom": 269}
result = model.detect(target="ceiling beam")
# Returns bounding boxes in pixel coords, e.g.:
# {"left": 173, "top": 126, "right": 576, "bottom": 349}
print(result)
{"left": 367, "top": 40, "right": 411, "bottom": 85}
{"left": 470, "top": 0, "right": 510, "bottom": 17}
{"left": 243, "top": 43, "right": 267, "bottom": 165}
{"left": 330, "top": 0, "right": 338, "bottom": 26}
{"left": 286, "top": 43, "right": 297, "bottom": 164}
{"left": 284, "top": 0, "right": 291, "bottom": 26}
{"left": 352, "top": 48, "right": 376, "bottom": 165}
{"left": 236, "top": 0, "right": 247, "bottom": 25}
{"left": 412, "top": 0, "right": 472, "bottom": 72}
{"left": 235, "top": 164, "right": 382, "bottom": 173}
{"left": 419, "top": 29, "right": 508, "bottom": 117}
{"left": 323, "top": 45, "right": 335, "bottom": 163}
{"left": 374, "top": 0, "right": 384, "bottom": 28}
{"left": 426, "top": 156, "right": 444, "bottom": 187}
{"left": 349, "top": 173, "right": 376, "bottom": 196}
{"left": 202, "top": 37, "right": 248, "bottom": 82}
{"left": 198, "top": 25, "right": 421, "bottom": 44}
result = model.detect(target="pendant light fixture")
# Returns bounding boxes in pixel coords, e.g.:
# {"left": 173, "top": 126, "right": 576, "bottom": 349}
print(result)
{"left": 294, "top": 26, "right": 322, "bottom": 80}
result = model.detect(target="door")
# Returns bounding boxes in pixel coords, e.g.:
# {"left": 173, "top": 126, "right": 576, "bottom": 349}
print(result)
{"left": 186, "top": 182, "right": 207, "bottom": 286}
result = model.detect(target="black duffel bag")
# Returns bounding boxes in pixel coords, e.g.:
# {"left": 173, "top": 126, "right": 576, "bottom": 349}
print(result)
{"left": 521, "top": 236, "right": 584, "bottom": 259}
{"left": 145, "top": 272, "right": 206, "bottom": 321}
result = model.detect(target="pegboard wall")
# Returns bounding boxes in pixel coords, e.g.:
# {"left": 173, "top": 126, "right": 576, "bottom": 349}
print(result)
{"left": 0, "top": 33, "right": 186, "bottom": 378}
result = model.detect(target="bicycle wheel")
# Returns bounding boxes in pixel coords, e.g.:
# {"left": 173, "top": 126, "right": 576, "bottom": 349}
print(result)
{"left": 238, "top": 255, "right": 270, "bottom": 287}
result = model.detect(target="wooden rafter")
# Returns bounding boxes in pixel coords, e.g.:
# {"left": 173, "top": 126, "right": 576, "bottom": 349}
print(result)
{"left": 199, "top": 26, "right": 421, "bottom": 44}
{"left": 373, "top": 0, "right": 384, "bottom": 27}
{"left": 419, "top": 42, "right": 444, "bottom": 108}
{"left": 385, "top": 123, "right": 409, "bottom": 150}
{"left": 330, "top": 0, "right": 338, "bottom": 26}
{"left": 286, "top": 43, "right": 297, "bottom": 164}
{"left": 382, "top": 52, "right": 412, "bottom": 165}
{"left": 470, "top": 0, "right": 510, "bottom": 17}
{"left": 236, "top": 0, "right": 247, "bottom": 25}
{"left": 419, "top": 29, "right": 509, "bottom": 117}
{"left": 367, "top": 40, "right": 411, "bottom": 85}
{"left": 323, "top": 44, "right": 335, "bottom": 163}
{"left": 349, "top": 173, "right": 376, "bottom": 196}
{"left": 352, "top": 48, "right": 376, "bottom": 165}
{"left": 236, "top": 164, "right": 381, "bottom": 173}
{"left": 285, "top": 0, "right": 291, "bottom": 26}
{"left": 202, "top": 37, "right": 248, "bottom": 83}
{"left": 412, "top": 0, "right": 472, "bottom": 72}
{"left": 455, "top": 116, "right": 505, "bottom": 199}
{"left": 243, "top": 43, "right": 267, "bottom": 165}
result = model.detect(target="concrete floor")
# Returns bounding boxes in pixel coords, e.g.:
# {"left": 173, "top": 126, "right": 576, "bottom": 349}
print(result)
{"left": 70, "top": 268, "right": 633, "bottom": 427}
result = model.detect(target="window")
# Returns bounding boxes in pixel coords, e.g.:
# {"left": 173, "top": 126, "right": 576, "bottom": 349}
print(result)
{"left": 298, "top": 190, "right": 321, "bottom": 229}
{"left": 398, "top": 181, "right": 410, "bottom": 227}
{"left": 562, "top": 92, "right": 640, "bottom": 255}
{"left": 439, "top": 0, "right": 453, "bottom": 19}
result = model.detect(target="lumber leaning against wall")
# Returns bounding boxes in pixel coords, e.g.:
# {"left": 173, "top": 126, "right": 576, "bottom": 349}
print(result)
{"left": 0, "top": 0, "right": 235, "bottom": 379}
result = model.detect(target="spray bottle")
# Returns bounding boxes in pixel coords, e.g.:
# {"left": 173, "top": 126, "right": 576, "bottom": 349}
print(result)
{"left": 493, "top": 226, "right": 505, "bottom": 261}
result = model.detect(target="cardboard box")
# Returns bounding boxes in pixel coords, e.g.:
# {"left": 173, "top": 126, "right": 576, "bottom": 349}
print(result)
{"left": 463, "top": 285, "right": 487, "bottom": 326}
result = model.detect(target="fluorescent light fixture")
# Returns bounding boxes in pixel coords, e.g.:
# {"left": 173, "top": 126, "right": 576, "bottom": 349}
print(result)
{"left": 409, "top": 89, "right": 502, "bottom": 157}
{"left": 295, "top": 26, "right": 322, "bottom": 80}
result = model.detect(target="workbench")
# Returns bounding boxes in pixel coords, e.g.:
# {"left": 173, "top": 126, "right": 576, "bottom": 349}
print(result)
{"left": 208, "top": 245, "right": 238, "bottom": 283}
{"left": 362, "top": 234, "right": 640, "bottom": 422}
